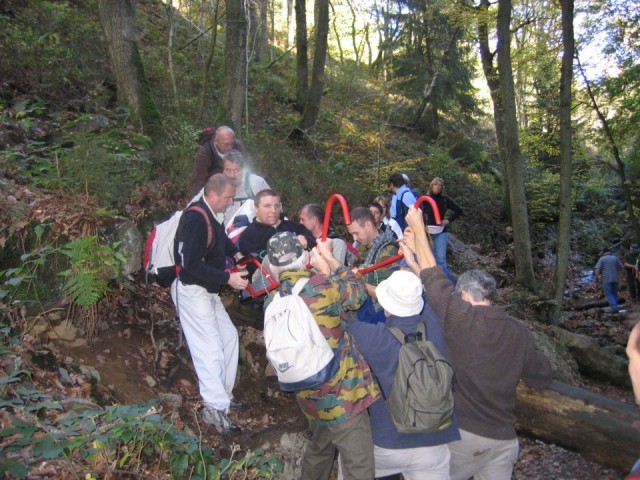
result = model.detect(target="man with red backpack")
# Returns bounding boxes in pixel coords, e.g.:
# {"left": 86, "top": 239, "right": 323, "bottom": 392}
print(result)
{"left": 189, "top": 126, "right": 245, "bottom": 197}
{"left": 173, "top": 174, "right": 249, "bottom": 433}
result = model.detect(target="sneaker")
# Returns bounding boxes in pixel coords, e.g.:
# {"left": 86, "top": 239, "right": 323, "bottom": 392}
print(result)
{"left": 200, "top": 406, "right": 240, "bottom": 434}
{"left": 230, "top": 399, "right": 248, "bottom": 411}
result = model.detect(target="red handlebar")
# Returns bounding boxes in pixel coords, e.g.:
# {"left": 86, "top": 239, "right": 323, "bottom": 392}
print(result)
{"left": 414, "top": 196, "right": 442, "bottom": 225}
{"left": 322, "top": 194, "right": 351, "bottom": 241}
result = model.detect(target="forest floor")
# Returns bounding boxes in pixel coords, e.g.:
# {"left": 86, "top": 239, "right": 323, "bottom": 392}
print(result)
{"left": 12, "top": 261, "right": 637, "bottom": 479}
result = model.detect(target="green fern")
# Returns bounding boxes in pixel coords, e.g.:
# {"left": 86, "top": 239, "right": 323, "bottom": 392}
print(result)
{"left": 59, "top": 236, "right": 121, "bottom": 308}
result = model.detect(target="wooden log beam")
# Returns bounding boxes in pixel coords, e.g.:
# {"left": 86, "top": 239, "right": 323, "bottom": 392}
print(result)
{"left": 516, "top": 381, "right": 640, "bottom": 472}
{"left": 546, "top": 326, "right": 631, "bottom": 387}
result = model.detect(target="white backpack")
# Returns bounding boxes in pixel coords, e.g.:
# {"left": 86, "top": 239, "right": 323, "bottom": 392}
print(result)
{"left": 143, "top": 206, "right": 213, "bottom": 287}
{"left": 263, "top": 278, "right": 338, "bottom": 392}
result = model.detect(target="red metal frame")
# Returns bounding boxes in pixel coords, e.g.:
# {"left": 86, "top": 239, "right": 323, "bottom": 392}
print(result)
{"left": 322, "top": 193, "right": 351, "bottom": 241}
{"left": 232, "top": 257, "right": 280, "bottom": 299}
{"left": 356, "top": 195, "right": 442, "bottom": 275}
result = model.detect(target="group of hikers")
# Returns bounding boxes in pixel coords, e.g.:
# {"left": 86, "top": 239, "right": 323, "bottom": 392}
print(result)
{"left": 170, "top": 126, "right": 554, "bottom": 479}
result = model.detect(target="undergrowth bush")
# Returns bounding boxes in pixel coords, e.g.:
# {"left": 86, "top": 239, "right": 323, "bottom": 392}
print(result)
{"left": 0, "top": 329, "right": 283, "bottom": 479}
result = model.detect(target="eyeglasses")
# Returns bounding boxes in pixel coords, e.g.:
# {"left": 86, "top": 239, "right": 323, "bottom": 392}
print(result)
{"left": 224, "top": 168, "right": 241, "bottom": 175}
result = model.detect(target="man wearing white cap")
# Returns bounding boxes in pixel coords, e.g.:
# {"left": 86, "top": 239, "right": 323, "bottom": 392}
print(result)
{"left": 319, "top": 237, "right": 460, "bottom": 480}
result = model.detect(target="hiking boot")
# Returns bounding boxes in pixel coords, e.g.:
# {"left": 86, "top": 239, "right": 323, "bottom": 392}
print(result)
{"left": 200, "top": 406, "right": 240, "bottom": 434}
{"left": 229, "top": 399, "right": 248, "bottom": 411}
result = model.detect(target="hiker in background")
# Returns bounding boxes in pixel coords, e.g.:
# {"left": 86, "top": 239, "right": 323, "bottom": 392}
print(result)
{"left": 623, "top": 244, "right": 640, "bottom": 303}
{"left": 372, "top": 195, "right": 403, "bottom": 240}
{"left": 222, "top": 150, "right": 270, "bottom": 221}
{"left": 264, "top": 233, "right": 380, "bottom": 480}
{"left": 425, "top": 176, "right": 463, "bottom": 285}
{"left": 388, "top": 172, "right": 417, "bottom": 232}
{"left": 402, "top": 173, "right": 421, "bottom": 199}
{"left": 595, "top": 248, "right": 624, "bottom": 313}
{"left": 369, "top": 202, "right": 398, "bottom": 240}
{"left": 299, "top": 203, "right": 348, "bottom": 265}
{"left": 172, "top": 174, "right": 248, "bottom": 433}
{"left": 189, "top": 126, "right": 245, "bottom": 197}
{"left": 625, "top": 323, "right": 640, "bottom": 478}
{"left": 401, "top": 206, "right": 553, "bottom": 480}
{"left": 238, "top": 189, "right": 316, "bottom": 259}
{"left": 339, "top": 266, "right": 459, "bottom": 480}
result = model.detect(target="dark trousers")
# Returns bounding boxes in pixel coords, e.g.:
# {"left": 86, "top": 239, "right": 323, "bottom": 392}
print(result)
{"left": 626, "top": 269, "right": 639, "bottom": 300}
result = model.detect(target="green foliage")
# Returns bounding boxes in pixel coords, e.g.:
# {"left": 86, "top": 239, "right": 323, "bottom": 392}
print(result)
{"left": 0, "top": 343, "right": 284, "bottom": 479}
{"left": 59, "top": 236, "right": 123, "bottom": 308}
{"left": 0, "top": 1, "right": 106, "bottom": 100}
{"left": 54, "top": 128, "right": 151, "bottom": 207}
{"left": 0, "top": 244, "right": 59, "bottom": 326}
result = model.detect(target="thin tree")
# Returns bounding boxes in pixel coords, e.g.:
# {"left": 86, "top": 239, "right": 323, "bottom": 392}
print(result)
{"left": 550, "top": 0, "right": 574, "bottom": 324}
{"left": 497, "top": 0, "right": 536, "bottom": 288}
{"left": 220, "top": 0, "right": 248, "bottom": 129}
{"left": 300, "top": 0, "right": 330, "bottom": 130}
{"left": 477, "top": 0, "right": 510, "bottom": 215}
{"left": 197, "top": 0, "right": 221, "bottom": 122}
{"left": 166, "top": 3, "right": 179, "bottom": 108}
{"left": 96, "top": 0, "right": 164, "bottom": 165}
{"left": 295, "top": 0, "right": 309, "bottom": 111}
{"left": 577, "top": 56, "right": 640, "bottom": 240}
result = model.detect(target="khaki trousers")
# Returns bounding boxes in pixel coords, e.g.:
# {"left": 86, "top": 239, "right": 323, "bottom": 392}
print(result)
{"left": 301, "top": 411, "right": 375, "bottom": 480}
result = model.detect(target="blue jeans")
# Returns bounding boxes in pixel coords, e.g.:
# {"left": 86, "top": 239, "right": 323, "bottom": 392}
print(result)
{"left": 431, "top": 232, "right": 456, "bottom": 285}
{"left": 603, "top": 281, "right": 619, "bottom": 310}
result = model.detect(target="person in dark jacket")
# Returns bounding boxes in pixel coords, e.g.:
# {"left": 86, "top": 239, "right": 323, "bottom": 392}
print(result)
{"left": 238, "top": 189, "right": 316, "bottom": 258}
{"left": 189, "top": 126, "right": 245, "bottom": 197}
{"left": 424, "top": 177, "right": 463, "bottom": 284}
{"left": 172, "top": 174, "right": 248, "bottom": 433}
{"left": 401, "top": 206, "right": 553, "bottom": 480}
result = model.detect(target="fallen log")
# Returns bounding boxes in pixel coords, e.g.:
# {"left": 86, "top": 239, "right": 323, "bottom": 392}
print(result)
{"left": 546, "top": 325, "right": 630, "bottom": 387}
{"left": 516, "top": 381, "right": 640, "bottom": 472}
{"left": 566, "top": 297, "right": 627, "bottom": 311}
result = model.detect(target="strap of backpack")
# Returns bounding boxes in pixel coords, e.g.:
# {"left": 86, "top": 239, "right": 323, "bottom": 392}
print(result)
{"left": 387, "top": 326, "right": 406, "bottom": 344}
{"left": 185, "top": 205, "right": 215, "bottom": 248}
{"left": 292, "top": 277, "right": 310, "bottom": 296}
{"left": 387, "top": 323, "right": 427, "bottom": 344}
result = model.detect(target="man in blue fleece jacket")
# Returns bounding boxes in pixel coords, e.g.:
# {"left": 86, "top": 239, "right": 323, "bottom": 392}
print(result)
{"left": 315, "top": 241, "right": 459, "bottom": 480}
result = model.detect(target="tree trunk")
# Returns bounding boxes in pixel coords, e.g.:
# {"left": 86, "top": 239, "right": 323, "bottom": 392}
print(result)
{"left": 258, "top": 0, "right": 269, "bottom": 63}
{"left": 221, "top": 0, "right": 248, "bottom": 129}
{"left": 300, "top": 0, "right": 329, "bottom": 130}
{"left": 286, "top": 0, "right": 294, "bottom": 48}
{"left": 295, "top": 0, "right": 309, "bottom": 111}
{"left": 516, "top": 381, "right": 640, "bottom": 472}
{"left": 496, "top": 0, "right": 536, "bottom": 289}
{"left": 166, "top": 4, "right": 178, "bottom": 108}
{"left": 329, "top": 0, "right": 344, "bottom": 63}
{"left": 97, "top": 0, "right": 164, "bottom": 165}
{"left": 477, "top": 0, "right": 510, "bottom": 217}
{"left": 197, "top": 1, "right": 220, "bottom": 122}
{"left": 550, "top": 0, "right": 575, "bottom": 324}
